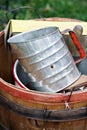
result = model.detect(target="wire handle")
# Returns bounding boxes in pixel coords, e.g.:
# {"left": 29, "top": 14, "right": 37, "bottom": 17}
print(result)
{"left": 5, "top": 6, "right": 43, "bottom": 21}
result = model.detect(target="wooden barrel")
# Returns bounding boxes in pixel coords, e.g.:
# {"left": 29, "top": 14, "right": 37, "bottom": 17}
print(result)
{"left": 0, "top": 18, "right": 87, "bottom": 130}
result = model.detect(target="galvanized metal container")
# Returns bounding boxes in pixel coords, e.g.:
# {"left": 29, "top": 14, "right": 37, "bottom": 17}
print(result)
{"left": 13, "top": 59, "right": 54, "bottom": 92}
{"left": 8, "top": 26, "right": 81, "bottom": 92}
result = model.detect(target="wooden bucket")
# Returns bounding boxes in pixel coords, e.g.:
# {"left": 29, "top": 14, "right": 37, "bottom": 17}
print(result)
{"left": 0, "top": 18, "right": 87, "bottom": 130}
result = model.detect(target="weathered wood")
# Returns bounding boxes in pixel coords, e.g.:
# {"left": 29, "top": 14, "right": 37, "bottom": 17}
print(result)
{"left": 0, "top": 31, "right": 13, "bottom": 83}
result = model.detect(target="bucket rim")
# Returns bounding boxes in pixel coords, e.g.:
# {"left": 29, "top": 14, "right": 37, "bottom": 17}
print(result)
{"left": 7, "top": 26, "right": 60, "bottom": 43}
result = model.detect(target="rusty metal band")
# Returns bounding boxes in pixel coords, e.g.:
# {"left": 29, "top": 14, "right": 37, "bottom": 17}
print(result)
{"left": 0, "top": 94, "right": 87, "bottom": 122}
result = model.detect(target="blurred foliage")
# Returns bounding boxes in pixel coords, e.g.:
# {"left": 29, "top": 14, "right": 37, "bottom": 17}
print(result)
{"left": 0, "top": 0, "right": 87, "bottom": 30}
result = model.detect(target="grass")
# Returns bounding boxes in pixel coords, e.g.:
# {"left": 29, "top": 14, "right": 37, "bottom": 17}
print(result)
{"left": 0, "top": 0, "right": 87, "bottom": 30}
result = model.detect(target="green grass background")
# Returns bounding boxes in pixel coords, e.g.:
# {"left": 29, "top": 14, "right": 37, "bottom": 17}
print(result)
{"left": 0, "top": 0, "right": 87, "bottom": 30}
